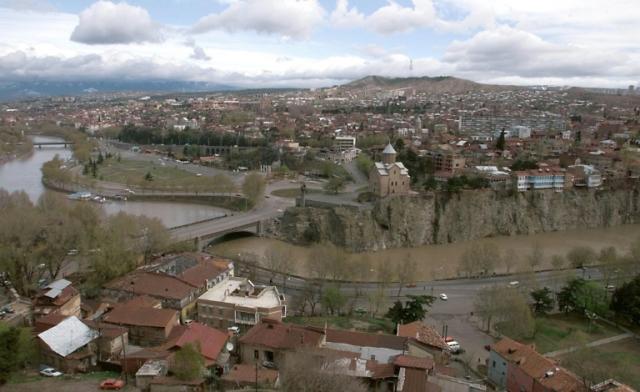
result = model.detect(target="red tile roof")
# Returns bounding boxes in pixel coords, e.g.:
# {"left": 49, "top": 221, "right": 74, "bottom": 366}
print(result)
{"left": 239, "top": 318, "right": 324, "bottom": 350}
{"left": 492, "top": 338, "right": 585, "bottom": 392}
{"left": 164, "top": 322, "right": 227, "bottom": 362}
{"left": 397, "top": 321, "right": 447, "bottom": 351}
{"left": 393, "top": 355, "right": 435, "bottom": 370}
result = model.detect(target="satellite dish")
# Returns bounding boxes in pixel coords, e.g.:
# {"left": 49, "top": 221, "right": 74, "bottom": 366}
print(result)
{"left": 226, "top": 342, "right": 234, "bottom": 352}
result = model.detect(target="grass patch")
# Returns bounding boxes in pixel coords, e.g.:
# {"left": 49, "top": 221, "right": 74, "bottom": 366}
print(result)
{"left": 271, "top": 188, "right": 322, "bottom": 198}
{"left": 286, "top": 315, "right": 394, "bottom": 334}
{"left": 7, "top": 371, "right": 41, "bottom": 384}
{"left": 522, "top": 313, "right": 622, "bottom": 354}
{"left": 98, "top": 159, "right": 202, "bottom": 186}
{"left": 560, "top": 338, "right": 640, "bottom": 388}
{"left": 66, "top": 371, "right": 121, "bottom": 381}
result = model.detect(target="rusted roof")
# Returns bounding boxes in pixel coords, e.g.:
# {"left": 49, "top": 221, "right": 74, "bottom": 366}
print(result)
{"left": 178, "top": 259, "right": 232, "bottom": 287}
{"left": 221, "top": 364, "right": 279, "bottom": 385}
{"left": 239, "top": 318, "right": 324, "bottom": 350}
{"left": 402, "top": 367, "right": 428, "bottom": 392}
{"left": 326, "top": 329, "right": 407, "bottom": 350}
{"left": 397, "top": 321, "right": 448, "bottom": 351}
{"left": 393, "top": 355, "right": 435, "bottom": 370}
{"left": 103, "top": 300, "right": 177, "bottom": 328}
{"left": 105, "top": 271, "right": 196, "bottom": 300}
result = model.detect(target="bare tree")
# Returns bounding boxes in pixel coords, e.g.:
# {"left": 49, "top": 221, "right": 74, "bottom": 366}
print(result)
{"left": 526, "top": 242, "right": 544, "bottom": 271}
{"left": 279, "top": 351, "right": 368, "bottom": 392}
{"left": 503, "top": 248, "right": 518, "bottom": 274}
{"left": 397, "top": 254, "right": 417, "bottom": 296}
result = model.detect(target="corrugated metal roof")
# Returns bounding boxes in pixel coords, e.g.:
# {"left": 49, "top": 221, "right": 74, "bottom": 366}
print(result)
{"left": 46, "top": 279, "right": 72, "bottom": 291}
{"left": 38, "top": 316, "right": 98, "bottom": 357}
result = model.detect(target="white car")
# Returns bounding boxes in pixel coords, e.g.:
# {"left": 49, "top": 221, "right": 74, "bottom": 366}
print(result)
{"left": 40, "top": 367, "right": 63, "bottom": 377}
{"left": 446, "top": 340, "right": 461, "bottom": 354}
{"left": 439, "top": 293, "right": 448, "bottom": 301}
{"left": 509, "top": 281, "right": 520, "bottom": 287}
{"left": 228, "top": 326, "right": 240, "bottom": 335}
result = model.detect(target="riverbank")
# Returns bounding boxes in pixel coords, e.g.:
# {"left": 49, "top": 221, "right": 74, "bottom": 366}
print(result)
{"left": 210, "top": 223, "right": 640, "bottom": 282}
{"left": 0, "top": 129, "right": 33, "bottom": 164}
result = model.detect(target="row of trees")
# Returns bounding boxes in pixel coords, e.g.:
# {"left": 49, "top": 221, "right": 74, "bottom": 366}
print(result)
{"left": 458, "top": 240, "right": 640, "bottom": 282}
{"left": 0, "top": 190, "right": 169, "bottom": 296}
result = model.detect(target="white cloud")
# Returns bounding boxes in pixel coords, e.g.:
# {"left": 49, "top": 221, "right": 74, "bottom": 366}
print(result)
{"left": 443, "top": 26, "right": 640, "bottom": 82}
{"left": 70, "top": 1, "right": 163, "bottom": 45}
{"left": 191, "top": 0, "right": 325, "bottom": 39}
{"left": 330, "top": 0, "right": 364, "bottom": 28}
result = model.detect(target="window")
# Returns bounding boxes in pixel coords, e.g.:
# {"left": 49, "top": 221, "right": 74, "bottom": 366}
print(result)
{"left": 254, "top": 350, "right": 259, "bottom": 360}
{"left": 492, "top": 360, "right": 496, "bottom": 368}
{"left": 265, "top": 351, "right": 274, "bottom": 362}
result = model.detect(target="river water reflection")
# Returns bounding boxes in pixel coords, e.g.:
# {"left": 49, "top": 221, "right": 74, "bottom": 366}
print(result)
{"left": 0, "top": 136, "right": 226, "bottom": 227}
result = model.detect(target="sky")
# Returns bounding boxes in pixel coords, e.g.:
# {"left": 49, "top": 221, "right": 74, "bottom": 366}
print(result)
{"left": 0, "top": 0, "right": 639, "bottom": 89}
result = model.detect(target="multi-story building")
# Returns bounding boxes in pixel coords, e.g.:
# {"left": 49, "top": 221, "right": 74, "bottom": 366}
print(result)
{"left": 33, "top": 279, "right": 81, "bottom": 319}
{"left": 514, "top": 167, "right": 569, "bottom": 192}
{"left": 196, "top": 277, "right": 286, "bottom": 331}
{"left": 488, "top": 337, "right": 586, "bottom": 392}
{"left": 567, "top": 164, "right": 602, "bottom": 188}
{"left": 334, "top": 135, "right": 357, "bottom": 151}
{"left": 369, "top": 143, "right": 411, "bottom": 197}
{"left": 428, "top": 146, "right": 466, "bottom": 174}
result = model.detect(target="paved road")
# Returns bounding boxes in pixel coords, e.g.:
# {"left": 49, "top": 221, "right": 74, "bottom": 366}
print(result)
{"left": 235, "top": 263, "right": 606, "bottom": 367}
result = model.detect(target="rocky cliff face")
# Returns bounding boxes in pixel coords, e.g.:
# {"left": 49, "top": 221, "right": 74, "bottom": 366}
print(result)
{"left": 279, "top": 189, "right": 640, "bottom": 251}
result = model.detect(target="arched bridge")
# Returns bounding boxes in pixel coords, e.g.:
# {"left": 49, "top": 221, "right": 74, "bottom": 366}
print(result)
{"left": 168, "top": 208, "right": 283, "bottom": 250}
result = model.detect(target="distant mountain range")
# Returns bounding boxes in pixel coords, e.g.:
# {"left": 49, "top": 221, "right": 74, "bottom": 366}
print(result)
{"left": 0, "top": 80, "right": 236, "bottom": 102}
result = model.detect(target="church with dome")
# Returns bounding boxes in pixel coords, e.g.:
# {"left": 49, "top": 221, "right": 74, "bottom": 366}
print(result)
{"left": 369, "top": 143, "right": 411, "bottom": 197}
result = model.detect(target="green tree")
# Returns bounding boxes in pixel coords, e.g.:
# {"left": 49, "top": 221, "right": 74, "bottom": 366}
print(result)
{"left": 355, "top": 153, "right": 374, "bottom": 178}
{"left": 324, "top": 176, "right": 346, "bottom": 194}
{"left": 558, "top": 278, "right": 609, "bottom": 317}
{"left": 171, "top": 343, "right": 204, "bottom": 381}
{"left": 611, "top": 275, "right": 640, "bottom": 325}
{"left": 386, "top": 295, "right": 435, "bottom": 325}
{"left": 321, "top": 285, "right": 347, "bottom": 315}
{"left": 0, "top": 325, "right": 36, "bottom": 384}
{"left": 531, "top": 287, "right": 555, "bottom": 315}
{"left": 242, "top": 172, "right": 266, "bottom": 207}
{"left": 496, "top": 129, "right": 506, "bottom": 151}
{"left": 144, "top": 171, "right": 153, "bottom": 181}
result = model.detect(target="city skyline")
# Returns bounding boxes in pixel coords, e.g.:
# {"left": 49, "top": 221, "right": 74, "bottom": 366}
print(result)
{"left": 0, "top": 0, "right": 639, "bottom": 89}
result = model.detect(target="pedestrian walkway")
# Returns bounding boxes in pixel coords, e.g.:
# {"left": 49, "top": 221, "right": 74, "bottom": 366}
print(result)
{"left": 544, "top": 332, "right": 634, "bottom": 357}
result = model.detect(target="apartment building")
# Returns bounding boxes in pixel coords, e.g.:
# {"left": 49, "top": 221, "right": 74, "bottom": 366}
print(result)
{"left": 514, "top": 167, "right": 569, "bottom": 192}
{"left": 196, "top": 277, "right": 286, "bottom": 331}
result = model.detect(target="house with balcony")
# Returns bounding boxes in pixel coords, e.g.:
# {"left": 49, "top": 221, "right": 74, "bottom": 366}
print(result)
{"left": 514, "top": 166, "right": 570, "bottom": 192}
{"left": 196, "top": 277, "right": 286, "bottom": 331}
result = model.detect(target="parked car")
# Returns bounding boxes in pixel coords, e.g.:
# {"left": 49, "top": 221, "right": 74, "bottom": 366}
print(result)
{"left": 606, "top": 284, "right": 616, "bottom": 292}
{"left": 40, "top": 367, "right": 63, "bottom": 377}
{"left": 446, "top": 340, "right": 461, "bottom": 354}
{"left": 508, "top": 281, "right": 520, "bottom": 287}
{"left": 228, "top": 326, "right": 240, "bottom": 335}
{"left": 100, "top": 378, "right": 125, "bottom": 390}
{"left": 405, "top": 283, "right": 417, "bottom": 288}
{"left": 439, "top": 293, "right": 448, "bottom": 300}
